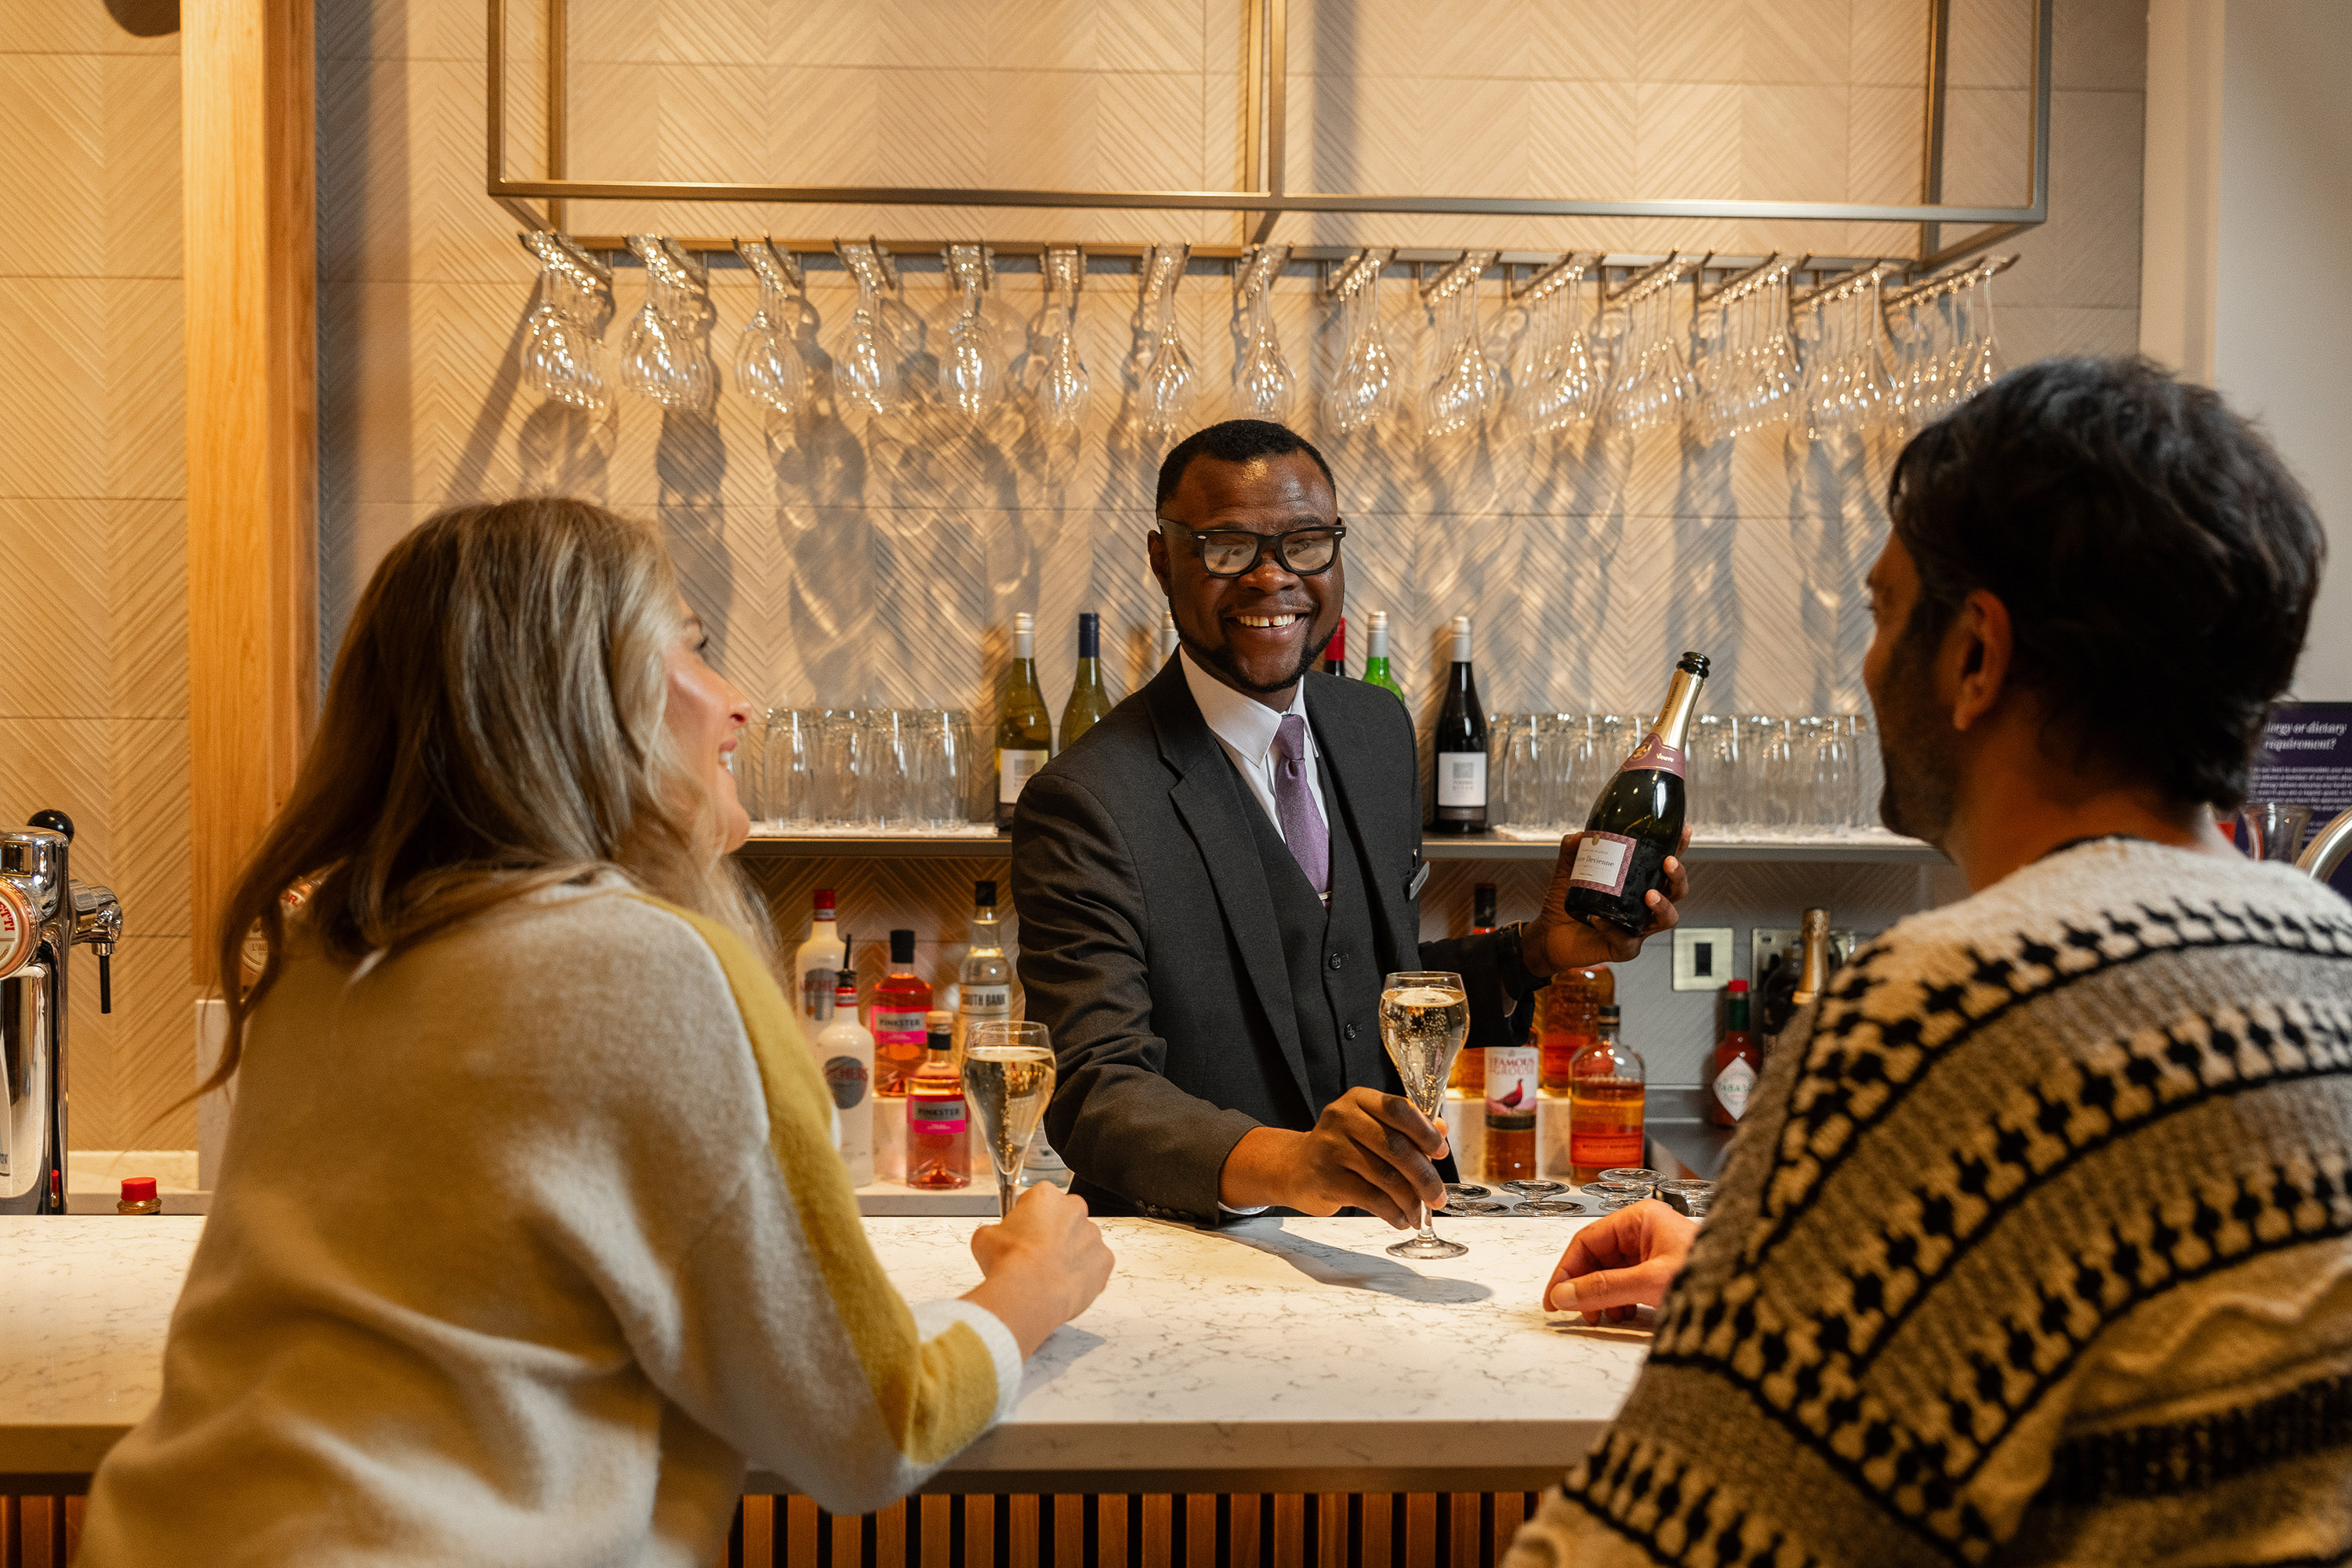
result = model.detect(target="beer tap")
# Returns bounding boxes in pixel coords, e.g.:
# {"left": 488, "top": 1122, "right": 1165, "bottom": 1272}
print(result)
{"left": 0, "top": 810, "right": 123, "bottom": 1213}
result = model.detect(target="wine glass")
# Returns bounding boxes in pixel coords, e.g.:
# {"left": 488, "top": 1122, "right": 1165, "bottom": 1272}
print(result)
{"left": 1233, "top": 242, "right": 1295, "bottom": 420}
{"left": 1138, "top": 243, "right": 1195, "bottom": 448}
{"left": 964, "top": 1020, "right": 1058, "bottom": 1218}
{"left": 1380, "top": 970, "right": 1471, "bottom": 1259}
{"left": 619, "top": 235, "right": 717, "bottom": 413}
{"left": 941, "top": 242, "right": 1002, "bottom": 420}
{"left": 1040, "top": 245, "right": 1092, "bottom": 437}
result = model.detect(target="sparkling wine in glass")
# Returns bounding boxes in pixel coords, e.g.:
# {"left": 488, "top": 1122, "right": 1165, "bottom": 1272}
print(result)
{"left": 964, "top": 1020, "right": 1057, "bottom": 1218}
{"left": 1381, "top": 971, "right": 1471, "bottom": 1259}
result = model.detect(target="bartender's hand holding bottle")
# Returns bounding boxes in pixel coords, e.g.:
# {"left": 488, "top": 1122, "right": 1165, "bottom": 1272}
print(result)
{"left": 1523, "top": 827, "right": 1692, "bottom": 976}
{"left": 1541, "top": 1199, "right": 1698, "bottom": 1324}
{"left": 964, "top": 1183, "right": 1116, "bottom": 1359}
{"left": 1218, "top": 1088, "right": 1450, "bottom": 1229}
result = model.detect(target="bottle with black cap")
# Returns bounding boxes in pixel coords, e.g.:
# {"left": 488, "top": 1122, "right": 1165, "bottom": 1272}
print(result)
{"left": 956, "top": 880, "right": 1012, "bottom": 1058}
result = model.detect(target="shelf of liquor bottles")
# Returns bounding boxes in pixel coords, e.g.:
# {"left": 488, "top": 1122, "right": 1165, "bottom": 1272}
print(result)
{"left": 731, "top": 830, "right": 1945, "bottom": 864}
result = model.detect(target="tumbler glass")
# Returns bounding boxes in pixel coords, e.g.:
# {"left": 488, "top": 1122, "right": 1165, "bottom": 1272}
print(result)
{"left": 818, "top": 709, "right": 868, "bottom": 827}
{"left": 764, "top": 709, "right": 816, "bottom": 827}
{"left": 909, "top": 710, "right": 971, "bottom": 829}
{"left": 2246, "top": 800, "right": 2315, "bottom": 862}
{"left": 866, "top": 710, "right": 915, "bottom": 829}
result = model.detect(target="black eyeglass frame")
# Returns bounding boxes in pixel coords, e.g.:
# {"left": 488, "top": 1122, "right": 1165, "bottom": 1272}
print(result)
{"left": 1155, "top": 519, "right": 1349, "bottom": 578}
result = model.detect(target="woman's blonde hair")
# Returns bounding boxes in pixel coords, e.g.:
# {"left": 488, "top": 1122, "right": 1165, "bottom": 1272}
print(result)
{"left": 205, "top": 497, "right": 771, "bottom": 1087}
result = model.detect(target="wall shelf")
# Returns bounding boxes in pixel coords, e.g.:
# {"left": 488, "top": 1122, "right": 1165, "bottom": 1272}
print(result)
{"left": 734, "top": 832, "right": 1945, "bottom": 866}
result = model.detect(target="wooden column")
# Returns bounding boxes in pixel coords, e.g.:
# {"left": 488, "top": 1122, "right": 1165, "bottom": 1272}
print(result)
{"left": 183, "top": 0, "right": 318, "bottom": 979}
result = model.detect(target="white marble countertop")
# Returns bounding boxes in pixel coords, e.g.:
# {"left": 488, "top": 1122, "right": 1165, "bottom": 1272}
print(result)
{"left": 0, "top": 1212, "right": 1646, "bottom": 1494}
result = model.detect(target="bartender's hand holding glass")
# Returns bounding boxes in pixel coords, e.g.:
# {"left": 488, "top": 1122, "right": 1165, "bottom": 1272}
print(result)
{"left": 1218, "top": 1087, "right": 1450, "bottom": 1230}
{"left": 1541, "top": 1199, "right": 1698, "bottom": 1324}
{"left": 1526, "top": 826, "right": 1691, "bottom": 974}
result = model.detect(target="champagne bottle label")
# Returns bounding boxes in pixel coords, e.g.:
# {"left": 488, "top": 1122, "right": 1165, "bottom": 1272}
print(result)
{"left": 1623, "top": 733, "right": 1686, "bottom": 777}
{"left": 909, "top": 1097, "right": 968, "bottom": 1134}
{"left": 1484, "top": 1046, "right": 1538, "bottom": 1127}
{"left": 1712, "top": 1056, "right": 1755, "bottom": 1120}
{"left": 1436, "top": 751, "right": 1488, "bottom": 808}
{"left": 822, "top": 1056, "right": 870, "bottom": 1110}
{"left": 1569, "top": 832, "right": 1637, "bottom": 896}
{"left": 997, "top": 749, "right": 1049, "bottom": 804}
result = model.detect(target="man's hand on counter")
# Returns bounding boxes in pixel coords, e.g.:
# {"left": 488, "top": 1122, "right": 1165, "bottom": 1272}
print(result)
{"left": 1216, "top": 1089, "right": 1450, "bottom": 1229}
{"left": 1541, "top": 1199, "right": 1698, "bottom": 1324}
{"left": 964, "top": 1183, "right": 1116, "bottom": 1359}
{"left": 1523, "top": 828, "right": 1693, "bottom": 978}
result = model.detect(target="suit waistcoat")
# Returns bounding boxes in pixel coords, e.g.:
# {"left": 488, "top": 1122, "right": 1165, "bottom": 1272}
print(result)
{"left": 1236, "top": 753, "right": 1384, "bottom": 1116}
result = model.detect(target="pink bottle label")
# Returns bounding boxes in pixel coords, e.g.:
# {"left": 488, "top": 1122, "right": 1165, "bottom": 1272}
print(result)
{"left": 1569, "top": 832, "right": 1637, "bottom": 896}
{"left": 1623, "top": 732, "right": 1686, "bottom": 778}
{"left": 873, "top": 1009, "right": 927, "bottom": 1047}
{"left": 909, "top": 1097, "right": 967, "bottom": 1135}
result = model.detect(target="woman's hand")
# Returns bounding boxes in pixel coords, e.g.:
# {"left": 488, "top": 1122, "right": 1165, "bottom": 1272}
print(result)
{"left": 964, "top": 1183, "right": 1115, "bottom": 1358}
{"left": 1541, "top": 1200, "right": 1699, "bottom": 1324}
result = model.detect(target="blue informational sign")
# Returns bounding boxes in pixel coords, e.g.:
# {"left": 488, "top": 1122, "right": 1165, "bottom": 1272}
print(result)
{"left": 2246, "top": 702, "right": 2352, "bottom": 898}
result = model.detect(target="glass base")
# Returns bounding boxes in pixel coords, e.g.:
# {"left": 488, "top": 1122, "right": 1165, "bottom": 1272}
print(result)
{"left": 1387, "top": 1232, "right": 1468, "bottom": 1259}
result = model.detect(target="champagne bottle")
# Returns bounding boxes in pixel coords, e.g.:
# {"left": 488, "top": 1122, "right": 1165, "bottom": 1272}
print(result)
{"left": 1564, "top": 651, "right": 1710, "bottom": 931}
{"left": 994, "top": 611, "right": 1053, "bottom": 831}
{"left": 1060, "top": 612, "right": 1113, "bottom": 749}
{"left": 1792, "top": 907, "right": 1831, "bottom": 1007}
{"left": 1431, "top": 615, "right": 1489, "bottom": 834}
{"left": 1362, "top": 610, "right": 1404, "bottom": 699}
{"left": 1320, "top": 615, "right": 1347, "bottom": 677}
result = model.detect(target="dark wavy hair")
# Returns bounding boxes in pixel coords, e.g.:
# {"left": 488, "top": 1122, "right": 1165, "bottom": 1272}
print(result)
{"left": 1888, "top": 355, "right": 2325, "bottom": 808}
{"left": 1156, "top": 419, "right": 1335, "bottom": 509}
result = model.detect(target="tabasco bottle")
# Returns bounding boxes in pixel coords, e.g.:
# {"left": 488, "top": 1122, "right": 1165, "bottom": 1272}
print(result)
{"left": 1709, "top": 979, "right": 1762, "bottom": 1126}
{"left": 1539, "top": 964, "right": 1614, "bottom": 1092}
{"left": 1568, "top": 1004, "right": 1645, "bottom": 1183}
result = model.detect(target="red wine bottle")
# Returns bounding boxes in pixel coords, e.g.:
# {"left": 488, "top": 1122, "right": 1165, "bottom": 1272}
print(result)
{"left": 1320, "top": 615, "right": 1347, "bottom": 678}
{"left": 1431, "top": 615, "right": 1489, "bottom": 834}
{"left": 1564, "top": 651, "right": 1709, "bottom": 931}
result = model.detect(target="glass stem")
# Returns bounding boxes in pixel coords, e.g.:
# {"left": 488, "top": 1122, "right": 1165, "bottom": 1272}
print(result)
{"left": 1417, "top": 1202, "right": 1436, "bottom": 1244}
{"left": 998, "top": 1175, "right": 1019, "bottom": 1220}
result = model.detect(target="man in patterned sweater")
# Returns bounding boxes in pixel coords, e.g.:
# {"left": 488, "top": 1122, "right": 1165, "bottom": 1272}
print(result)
{"left": 1511, "top": 356, "right": 2350, "bottom": 1567}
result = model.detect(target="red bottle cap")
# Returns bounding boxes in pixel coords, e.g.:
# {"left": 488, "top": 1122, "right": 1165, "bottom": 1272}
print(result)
{"left": 121, "top": 1177, "right": 158, "bottom": 1203}
{"left": 814, "top": 889, "right": 837, "bottom": 913}
{"left": 1726, "top": 978, "right": 1749, "bottom": 994}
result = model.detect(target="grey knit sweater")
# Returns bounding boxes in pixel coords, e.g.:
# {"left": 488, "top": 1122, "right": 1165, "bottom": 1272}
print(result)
{"left": 1508, "top": 837, "right": 2352, "bottom": 1567}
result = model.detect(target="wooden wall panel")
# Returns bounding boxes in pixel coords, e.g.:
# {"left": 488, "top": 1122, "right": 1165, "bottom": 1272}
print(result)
{"left": 183, "top": 0, "right": 317, "bottom": 981}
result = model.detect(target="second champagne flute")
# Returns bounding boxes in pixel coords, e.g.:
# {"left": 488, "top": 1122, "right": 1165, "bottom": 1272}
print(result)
{"left": 964, "top": 1020, "right": 1058, "bottom": 1218}
{"left": 1380, "top": 971, "right": 1471, "bottom": 1260}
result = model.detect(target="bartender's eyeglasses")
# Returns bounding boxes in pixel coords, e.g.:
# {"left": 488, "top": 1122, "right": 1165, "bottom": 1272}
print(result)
{"left": 1158, "top": 520, "right": 1347, "bottom": 578}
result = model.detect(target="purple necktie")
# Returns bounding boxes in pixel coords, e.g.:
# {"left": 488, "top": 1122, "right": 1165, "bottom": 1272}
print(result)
{"left": 1273, "top": 714, "right": 1330, "bottom": 896}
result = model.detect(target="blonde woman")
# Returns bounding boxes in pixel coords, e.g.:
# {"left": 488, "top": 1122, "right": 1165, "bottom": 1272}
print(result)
{"left": 79, "top": 499, "right": 1112, "bottom": 1564}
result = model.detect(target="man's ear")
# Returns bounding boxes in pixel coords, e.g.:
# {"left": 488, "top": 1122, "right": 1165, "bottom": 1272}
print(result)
{"left": 1946, "top": 589, "right": 2013, "bottom": 733}
{"left": 1147, "top": 527, "right": 1171, "bottom": 595}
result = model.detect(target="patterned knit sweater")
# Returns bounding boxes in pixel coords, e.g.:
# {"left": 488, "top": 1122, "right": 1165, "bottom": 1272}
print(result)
{"left": 1507, "top": 838, "right": 2352, "bottom": 1567}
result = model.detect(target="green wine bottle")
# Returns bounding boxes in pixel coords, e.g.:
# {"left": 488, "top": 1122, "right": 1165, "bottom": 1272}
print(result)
{"left": 1362, "top": 610, "right": 1405, "bottom": 699}
{"left": 1060, "top": 612, "right": 1114, "bottom": 750}
{"left": 1563, "top": 651, "right": 1711, "bottom": 932}
{"left": 994, "top": 612, "right": 1053, "bottom": 832}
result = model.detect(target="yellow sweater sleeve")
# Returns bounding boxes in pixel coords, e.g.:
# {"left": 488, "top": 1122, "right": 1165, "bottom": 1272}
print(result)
{"left": 635, "top": 898, "right": 1015, "bottom": 1501}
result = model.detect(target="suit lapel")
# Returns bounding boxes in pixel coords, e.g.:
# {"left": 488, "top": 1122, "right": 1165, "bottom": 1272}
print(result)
{"left": 1147, "top": 661, "right": 1313, "bottom": 1111}
{"left": 1306, "top": 677, "right": 1421, "bottom": 971}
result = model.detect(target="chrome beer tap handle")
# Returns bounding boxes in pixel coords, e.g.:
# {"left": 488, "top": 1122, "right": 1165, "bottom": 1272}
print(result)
{"left": 71, "top": 883, "right": 121, "bottom": 1013}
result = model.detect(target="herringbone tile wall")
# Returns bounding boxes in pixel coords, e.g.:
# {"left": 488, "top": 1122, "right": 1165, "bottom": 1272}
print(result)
{"left": 310, "top": 0, "right": 2142, "bottom": 1085}
{"left": 0, "top": 2, "right": 197, "bottom": 1149}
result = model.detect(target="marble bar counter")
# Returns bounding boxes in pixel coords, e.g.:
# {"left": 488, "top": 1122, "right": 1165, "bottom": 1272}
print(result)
{"left": 0, "top": 1212, "right": 1643, "bottom": 1496}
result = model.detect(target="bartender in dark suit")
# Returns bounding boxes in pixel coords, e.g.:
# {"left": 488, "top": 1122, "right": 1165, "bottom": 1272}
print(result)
{"left": 1012, "top": 420, "right": 1686, "bottom": 1227}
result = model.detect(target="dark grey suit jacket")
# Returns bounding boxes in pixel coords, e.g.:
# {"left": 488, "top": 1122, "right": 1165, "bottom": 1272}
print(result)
{"left": 1011, "top": 656, "right": 1533, "bottom": 1223}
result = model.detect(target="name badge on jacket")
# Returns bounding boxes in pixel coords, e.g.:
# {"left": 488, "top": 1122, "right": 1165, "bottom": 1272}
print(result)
{"left": 1405, "top": 858, "right": 1430, "bottom": 902}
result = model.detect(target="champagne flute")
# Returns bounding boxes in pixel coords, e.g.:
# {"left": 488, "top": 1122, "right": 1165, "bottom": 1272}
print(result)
{"left": 1381, "top": 970, "right": 1471, "bottom": 1259}
{"left": 964, "top": 1020, "right": 1057, "bottom": 1218}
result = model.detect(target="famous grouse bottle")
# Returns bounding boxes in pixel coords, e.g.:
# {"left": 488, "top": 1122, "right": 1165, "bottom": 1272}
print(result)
{"left": 1565, "top": 652, "right": 1708, "bottom": 931}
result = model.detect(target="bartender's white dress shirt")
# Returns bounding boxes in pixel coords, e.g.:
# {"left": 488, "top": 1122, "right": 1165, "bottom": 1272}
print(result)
{"left": 1178, "top": 647, "right": 1332, "bottom": 844}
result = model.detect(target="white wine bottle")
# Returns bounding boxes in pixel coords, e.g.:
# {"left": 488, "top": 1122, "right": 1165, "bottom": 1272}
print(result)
{"left": 994, "top": 612, "right": 1053, "bottom": 832}
{"left": 1059, "top": 612, "right": 1113, "bottom": 749}
{"left": 1564, "top": 651, "right": 1710, "bottom": 931}
{"left": 1431, "top": 615, "right": 1489, "bottom": 834}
